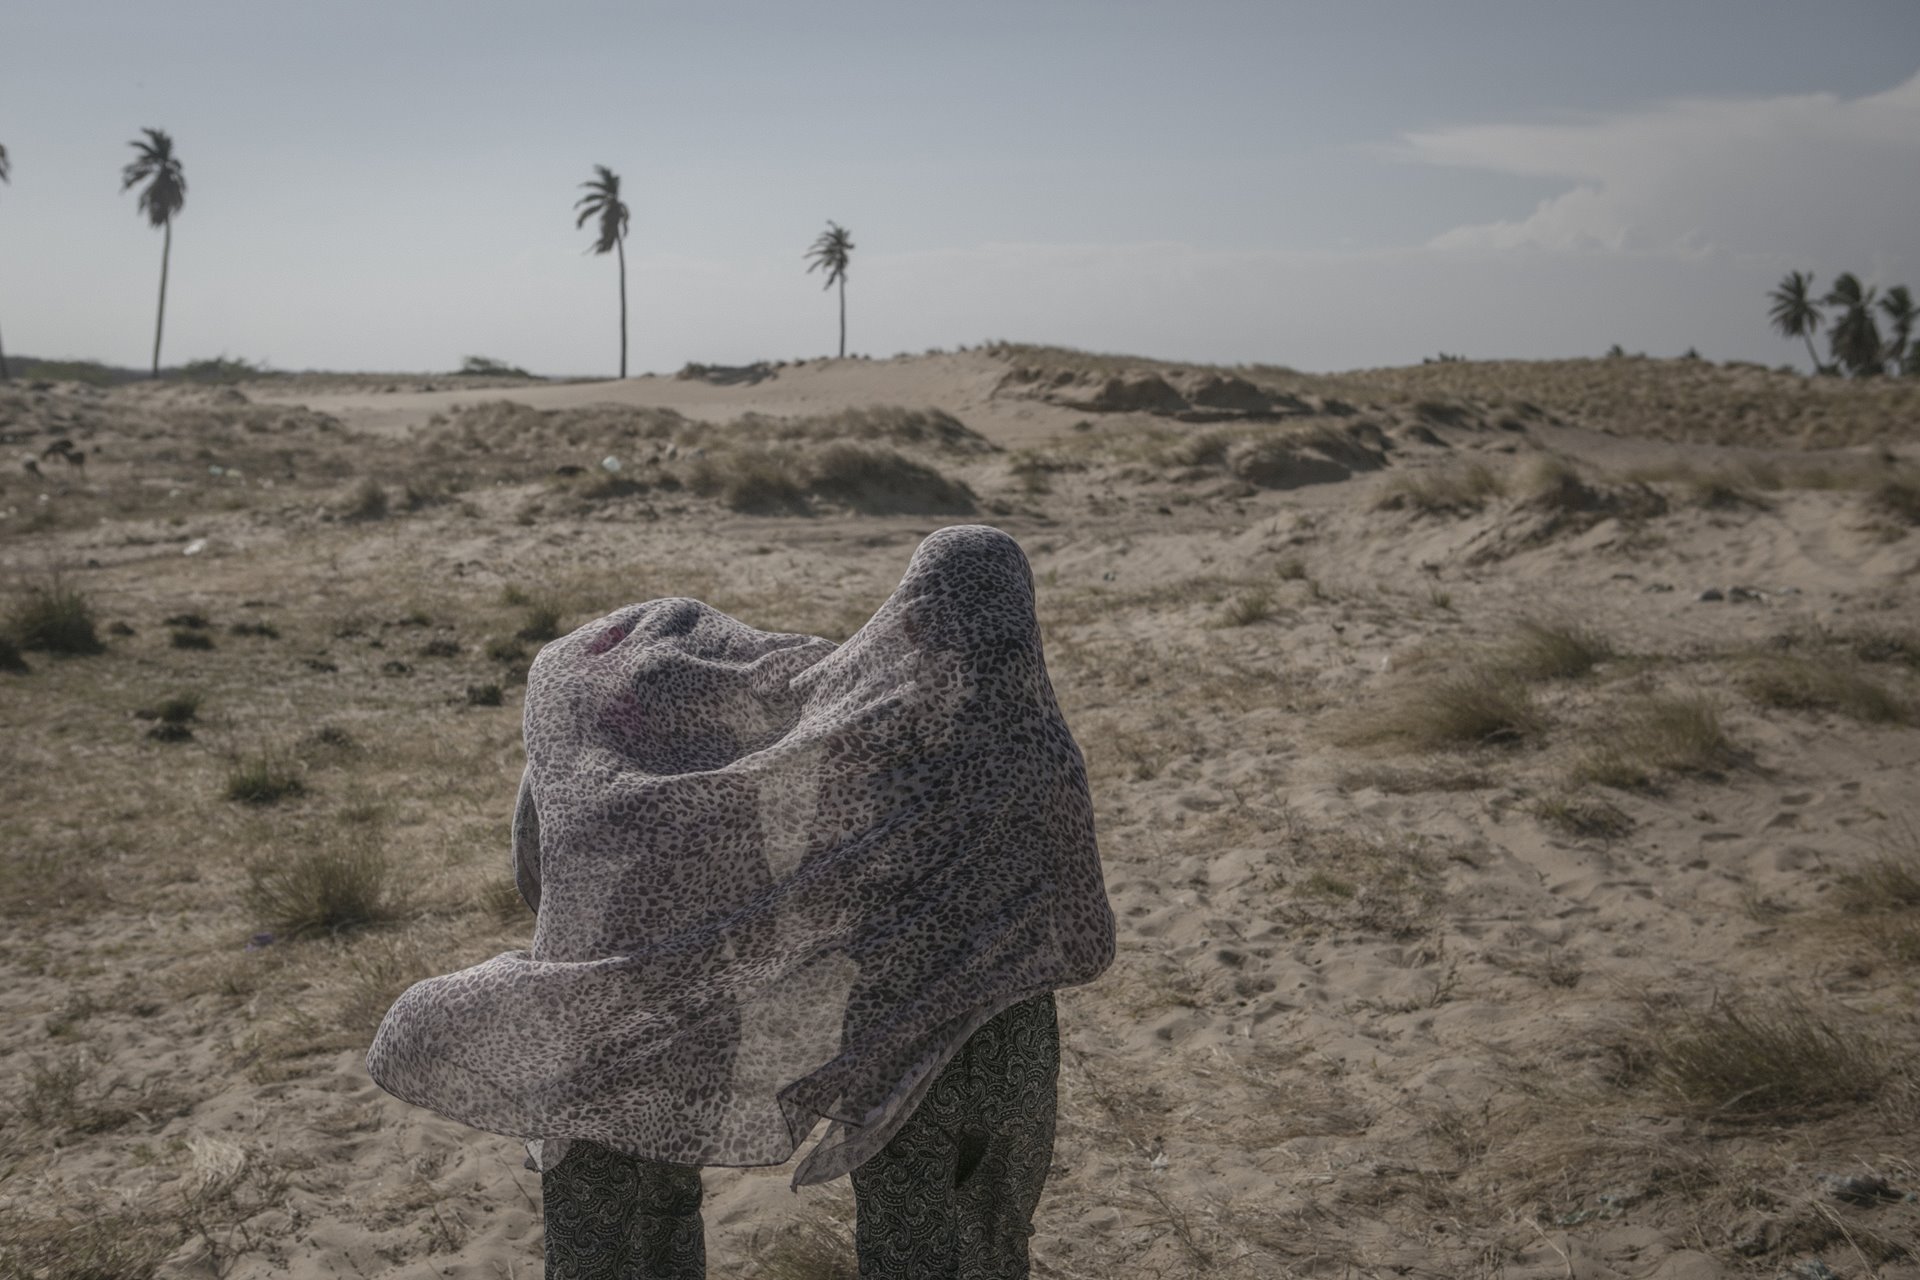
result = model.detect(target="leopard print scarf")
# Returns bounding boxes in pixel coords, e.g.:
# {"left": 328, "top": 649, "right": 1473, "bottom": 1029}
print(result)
{"left": 367, "top": 525, "right": 1114, "bottom": 1185}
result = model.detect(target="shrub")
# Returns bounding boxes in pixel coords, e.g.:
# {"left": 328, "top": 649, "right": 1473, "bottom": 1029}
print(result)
{"left": 7, "top": 580, "right": 104, "bottom": 655}
{"left": 516, "top": 604, "right": 562, "bottom": 643}
{"left": 247, "top": 837, "right": 403, "bottom": 938}
{"left": 170, "top": 628, "right": 215, "bottom": 650}
{"left": 457, "top": 355, "right": 532, "bottom": 378}
{"left": 341, "top": 479, "right": 389, "bottom": 522}
{"left": 485, "top": 636, "right": 529, "bottom": 664}
{"left": 808, "top": 444, "right": 976, "bottom": 515}
{"left": 141, "top": 692, "right": 201, "bottom": 725}
{"left": 225, "top": 752, "right": 306, "bottom": 805}
{"left": 1834, "top": 836, "right": 1920, "bottom": 914}
{"left": 465, "top": 682, "right": 504, "bottom": 707}
{"left": 419, "top": 637, "right": 461, "bottom": 658}
{"left": 1867, "top": 473, "right": 1920, "bottom": 525}
{"left": 0, "top": 635, "right": 26, "bottom": 673}
{"left": 685, "top": 449, "right": 810, "bottom": 514}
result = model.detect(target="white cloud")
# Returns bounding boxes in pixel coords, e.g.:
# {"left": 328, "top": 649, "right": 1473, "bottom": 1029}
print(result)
{"left": 1405, "top": 71, "right": 1920, "bottom": 267}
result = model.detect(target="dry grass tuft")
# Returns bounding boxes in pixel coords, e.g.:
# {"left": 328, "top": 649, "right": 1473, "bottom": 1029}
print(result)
{"left": 807, "top": 444, "right": 976, "bottom": 515}
{"left": 1533, "top": 791, "right": 1633, "bottom": 839}
{"left": 686, "top": 448, "right": 810, "bottom": 514}
{"left": 1573, "top": 694, "right": 1737, "bottom": 789}
{"left": 340, "top": 478, "right": 390, "bottom": 522}
{"left": 754, "top": 1216, "right": 859, "bottom": 1280}
{"left": 225, "top": 751, "right": 306, "bottom": 805}
{"left": 1739, "top": 654, "right": 1916, "bottom": 725}
{"left": 1867, "top": 472, "right": 1920, "bottom": 525}
{"left": 1499, "top": 617, "right": 1615, "bottom": 681}
{"left": 1834, "top": 834, "right": 1920, "bottom": 915}
{"left": 246, "top": 836, "right": 403, "bottom": 938}
{"left": 1221, "top": 588, "right": 1275, "bottom": 627}
{"left": 0, "top": 1205, "right": 180, "bottom": 1280}
{"left": 6, "top": 580, "right": 104, "bottom": 655}
{"left": 1374, "top": 461, "right": 1504, "bottom": 514}
{"left": 1339, "top": 666, "right": 1544, "bottom": 750}
{"left": 1614, "top": 992, "right": 1893, "bottom": 1119}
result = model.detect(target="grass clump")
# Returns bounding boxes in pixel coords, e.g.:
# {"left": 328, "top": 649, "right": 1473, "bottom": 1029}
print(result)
{"left": 1834, "top": 836, "right": 1920, "bottom": 915}
{"left": 1499, "top": 617, "right": 1614, "bottom": 681}
{"left": 1341, "top": 666, "right": 1545, "bottom": 750}
{"left": 1533, "top": 791, "right": 1633, "bottom": 839}
{"left": 170, "top": 627, "right": 215, "bottom": 650}
{"left": 1737, "top": 654, "right": 1914, "bottom": 725}
{"left": 1221, "top": 589, "right": 1275, "bottom": 627}
{"left": 1573, "top": 694, "right": 1737, "bottom": 789}
{"left": 137, "top": 692, "right": 201, "bottom": 742}
{"left": 246, "top": 837, "right": 403, "bottom": 938}
{"left": 6, "top": 580, "right": 104, "bottom": 655}
{"left": 485, "top": 636, "right": 529, "bottom": 664}
{"left": 341, "top": 478, "right": 390, "bottom": 522}
{"left": 686, "top": 448, "right": 809, "bottom": 514}
{"left": 1867, "top": 473, "right": 1920, "bottom": 525}
{"left": 1616, "top": 993, "right": 1891, "bottom": 1118}
{"left": 807, "top": 444, "right": 976, "bottom": 515}
{"left": 515, "top": 603, "right": 562, "bottom": 643}
{"left": 0, "top": 635, "right": 27, "bottom": 673}
{"left": 1374, "top": 461, "right": 1504, "bottom": 514}
{"left": 465, "top": 682, "right": 504, "bottom": 707}
{"left": 225, "top": 751, "right": 307, "bottom": 806}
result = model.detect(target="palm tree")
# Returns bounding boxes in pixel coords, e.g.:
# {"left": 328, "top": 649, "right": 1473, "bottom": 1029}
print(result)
{"left": 574, "top": 165, "right": 631, "bottom": 379}
{"left": 0, "top": 141, "right": 11, "bottom": 382}
{"left": 1766, "top": 270, "right": 1825, "bottom": 373}
{"left": 1879, "top": 284, "right": 1915, "bottom": 375}
{"left": 1824, "top": 273, "right": 1884, "bottom": 377}
{"left": 121, "top": 128, "right": 186, "bottom": 378}
{"left": 805, "top": 221, "right": 854, "bottom": 358}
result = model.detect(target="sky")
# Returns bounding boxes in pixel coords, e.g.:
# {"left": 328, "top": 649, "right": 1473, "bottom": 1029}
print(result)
{"left": 1, "top": 0, "right": 1917, "bottom": 376}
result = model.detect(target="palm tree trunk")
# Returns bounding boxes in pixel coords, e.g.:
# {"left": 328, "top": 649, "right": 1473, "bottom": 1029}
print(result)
{"left": 1802, "top": 332, "right": 1821, "bottom": 374}
{"left": 837, "top": 277, "right": 846, "bottom": 359}
{"left": 151, "top": 218, "right": 171, "bottom": 378}
{"left": 0, "top": 320, "right": 10, "bottom": 382}
{"left": 616, "top": 234, "right": 628, "bottom": 379}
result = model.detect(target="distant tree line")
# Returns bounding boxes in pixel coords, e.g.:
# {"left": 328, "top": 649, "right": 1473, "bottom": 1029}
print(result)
{"left": 1769, "top": 271, "right": 1917, "bottom": 378}
{"left": 0, "top": 136, "right": 861, "bottom": 384}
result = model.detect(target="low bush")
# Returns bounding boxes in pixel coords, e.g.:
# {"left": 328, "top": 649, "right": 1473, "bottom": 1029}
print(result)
{"left": 7, "top": 580, "right": 104, "bottom": 655}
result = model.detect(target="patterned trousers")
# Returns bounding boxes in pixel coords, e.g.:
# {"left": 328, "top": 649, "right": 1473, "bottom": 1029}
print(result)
{"left": 541, "top": 991, "right": 1059, "bottom": 1280}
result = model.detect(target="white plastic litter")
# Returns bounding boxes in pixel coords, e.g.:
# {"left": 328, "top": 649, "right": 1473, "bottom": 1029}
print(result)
{"left": 183, "top": 538, "right": 208, "bottom": 556}
{"left": 600, "top": 455, "right": 622, "bottom": 473}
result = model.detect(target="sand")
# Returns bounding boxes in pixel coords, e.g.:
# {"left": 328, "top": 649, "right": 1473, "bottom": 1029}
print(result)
{"left": 2, "top": 347, "right": 1917, "bottom": 1279}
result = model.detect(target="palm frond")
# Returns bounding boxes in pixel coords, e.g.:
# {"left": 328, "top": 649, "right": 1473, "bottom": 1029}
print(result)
{"left": 0, "top": 142, "right": 10, "bottom": 185}
{"left": 804, "top": 221, "right": 854, "bottom": 288}
{"left": 574, "top": 165, "right": 628, "bottom": 255}
{"left": 122, "top": 128, "right": 185, "bottom": 226}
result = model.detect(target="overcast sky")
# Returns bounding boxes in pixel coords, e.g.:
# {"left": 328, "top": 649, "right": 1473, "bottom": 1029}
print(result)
{"left": 2, "top": 1, "right": 1917, "bottom": 376}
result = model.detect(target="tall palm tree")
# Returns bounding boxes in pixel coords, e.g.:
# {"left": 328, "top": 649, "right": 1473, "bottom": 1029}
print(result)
{"left": 1824, "top": 272, "right": 1884, "bottom": 377}
{"left": 805, "top": 221, "right": 854, "bottom": 358}
{"left": 1879, "top": 284, "right": 1915, "bottom": 375}
{"left": 121, "top": 128, "right": 186, "bottom": 378}
{"left": 574, "top": 165, "right": 631, "bottom": 379}
{"left": 0, "top": 141, "right": 11, "bottom": 382}
{"left": 1766, "top": 270, "right": 1825, "bottom": 373}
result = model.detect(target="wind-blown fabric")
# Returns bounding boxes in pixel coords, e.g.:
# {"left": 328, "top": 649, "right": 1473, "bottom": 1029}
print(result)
{"left": 366, "top": 525, "right": 1114, "bottom": 1186}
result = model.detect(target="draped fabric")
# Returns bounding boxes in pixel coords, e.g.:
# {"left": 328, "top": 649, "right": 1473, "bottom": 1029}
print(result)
{"left": 366, "top": 525, "right": 1114, "bottom": 1185}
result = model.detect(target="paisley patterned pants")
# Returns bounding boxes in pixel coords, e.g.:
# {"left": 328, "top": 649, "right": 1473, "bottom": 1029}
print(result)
{"left": 541, "top": 991, "right": 1059, "bottom": 1280}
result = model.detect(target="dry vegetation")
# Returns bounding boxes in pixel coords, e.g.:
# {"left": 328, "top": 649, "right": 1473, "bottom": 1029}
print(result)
{"left": 3, "top": 348, "right": 1919, "bottom": 1279}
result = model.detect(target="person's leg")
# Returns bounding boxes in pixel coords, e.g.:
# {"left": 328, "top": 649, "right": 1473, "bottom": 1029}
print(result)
{"left": 952, "top": 993, "right": 1058, "bottom": 1280}
{"left": 851, "top": 1049, "right": 968, "bottom": 1280}
{"left": 542, "top": 1140, "right": 706, "bottom": 1280}
{"left": 851, "top": 993, "right": 1060, "bottom": 1280}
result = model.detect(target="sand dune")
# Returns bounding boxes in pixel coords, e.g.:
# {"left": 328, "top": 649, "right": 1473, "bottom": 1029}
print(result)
{"left": 2, "top": 349, "right": 1917, "bottom": 1278}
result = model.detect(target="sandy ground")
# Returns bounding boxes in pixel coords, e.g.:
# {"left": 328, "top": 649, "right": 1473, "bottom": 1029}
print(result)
{"left": 3, "top": 348, "right": 1918, "bottom": 1279}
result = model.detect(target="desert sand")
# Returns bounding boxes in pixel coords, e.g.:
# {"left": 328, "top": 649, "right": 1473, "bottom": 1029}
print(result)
{"left": 3, "top": 345, "right": 1918, "bottom": 1279}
